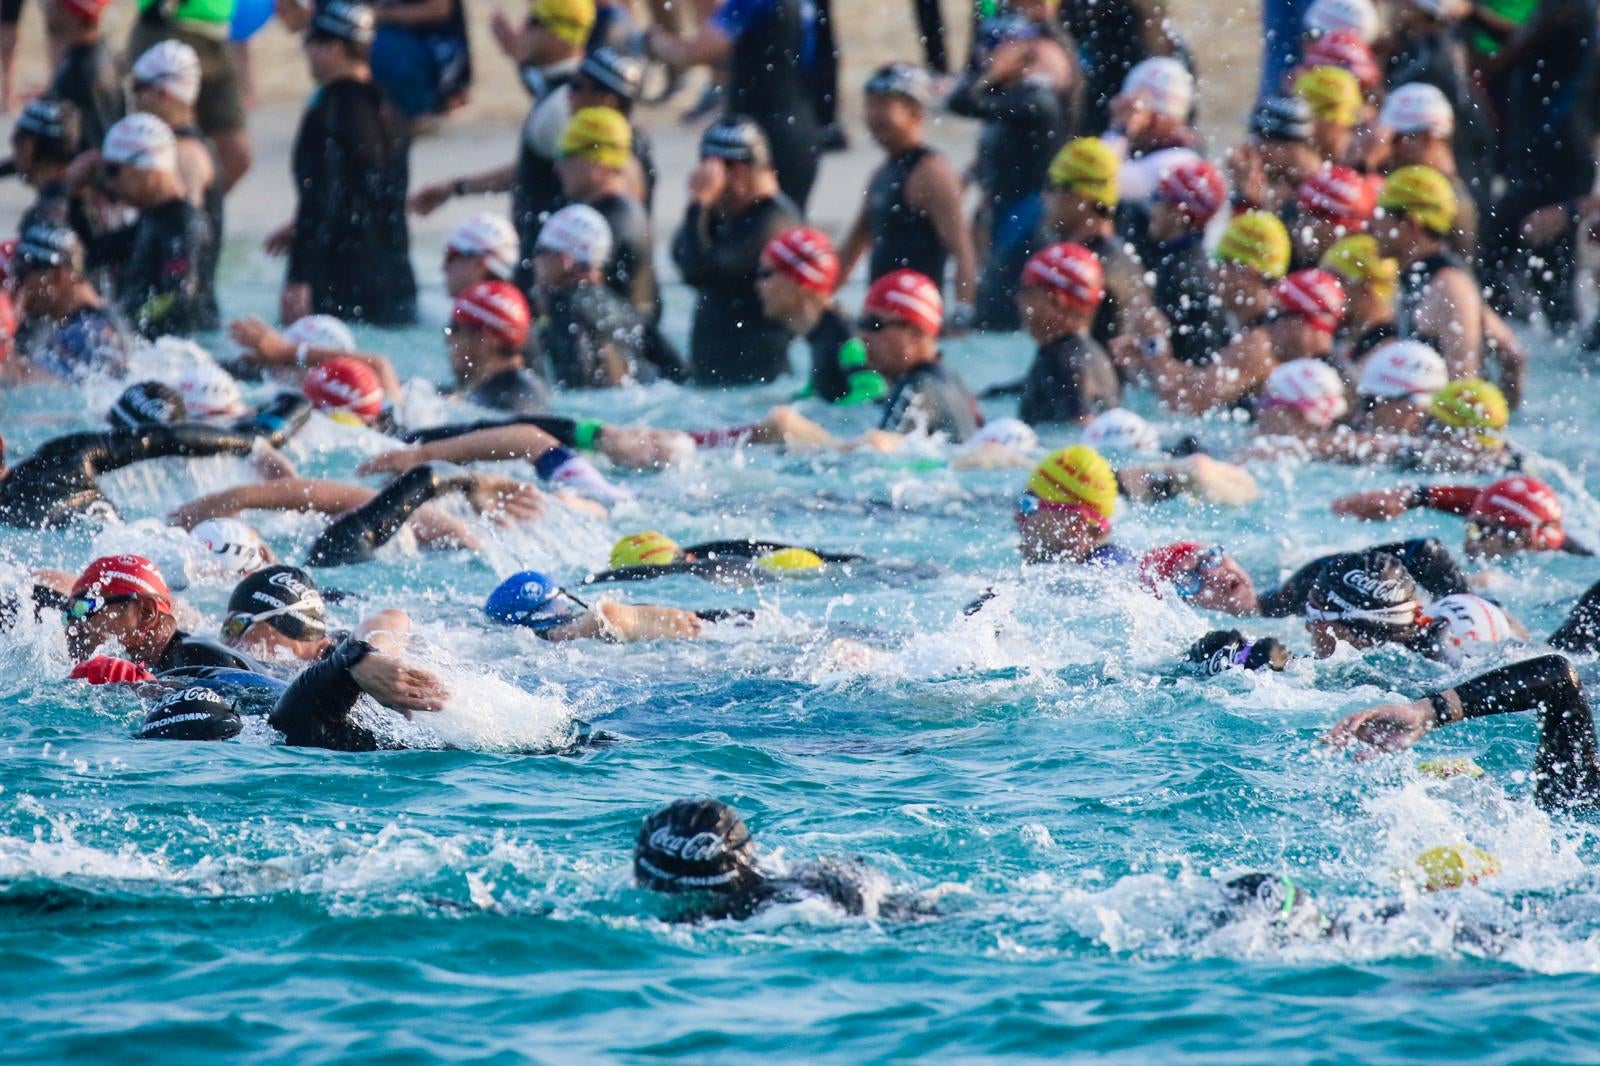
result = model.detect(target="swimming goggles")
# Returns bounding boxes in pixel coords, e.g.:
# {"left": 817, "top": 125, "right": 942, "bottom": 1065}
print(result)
{"left": 1173, "top": 545, "right": 1227, "bottom": 600}
{"left": 222, "top": 595, "right": 326, "bottom": 642}
{"left": 62, "top": 594, "right": 138, "bottom": 624}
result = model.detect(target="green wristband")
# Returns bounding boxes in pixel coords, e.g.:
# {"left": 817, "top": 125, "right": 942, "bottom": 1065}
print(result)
{"left": 574, "top": 419, "right": 603, "bottom": 451}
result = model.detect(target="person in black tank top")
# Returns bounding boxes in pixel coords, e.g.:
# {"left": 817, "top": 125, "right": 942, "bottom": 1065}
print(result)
{"left": 838, "top": 65, "right": 979, "bottom": 318}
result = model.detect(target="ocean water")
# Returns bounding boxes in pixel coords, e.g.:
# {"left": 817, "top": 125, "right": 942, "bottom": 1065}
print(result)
{"left": 5, "top": 267, "right": 1600, "bottom": 1063}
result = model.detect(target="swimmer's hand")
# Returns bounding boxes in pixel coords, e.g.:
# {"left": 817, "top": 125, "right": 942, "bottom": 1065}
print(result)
{"left": 263, "top": 222, "right": 294, "bottom": 257}
{"left": 350, "top": 652, "right": 450, "bottom": 712}
{"left": 1331, "top": 488, "right": 1414, "bottom": 521}
{"left": 250, "top": 442, "right": 297, "bottom": 481}
{"left": 751, "top": 406, "right": 836, "bottom": 448}
{"left": 229, "top": 316, "right": 293, "bottom": 363}
{"left": 1321, "top": 697, "right": 1433, "bottom": 760}
{"left": 408, "top": 180, "right": 454, "bottom": 217}
{"left": 466, "top": 473, "right": 544, "bottom": 525}
{"left": 1173, "top": 455, "right": 1258, "bottom": 506}
{"left": 856, "top": 429, "right": 904, "bottom": 454}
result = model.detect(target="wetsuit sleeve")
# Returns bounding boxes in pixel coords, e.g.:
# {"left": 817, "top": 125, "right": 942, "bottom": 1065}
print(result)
{"left": 399, "top": 416, "right": 580, "bottom": 447}
{"left": 1382, "top": 538, "right": 1471, "bottom": 598}
{"left": 1257, "top": 554, "right": 1332, "bottom": 617}
{"left": 305, "top": 462, "right": 478, "bottom": 567}
{"left": 642, "top": 323, "right": 690, "bottom": 383}
{"left": 1419, "top": 485, "right": 1479, "bottom": 516}
{"left": 683, "top": 540, "right": 862, "bottom": 563}
{"left": 268, "top": 639, "right": 381, "bottom": 752}
{"left": 670, "top": 204, "right": 717, "bottom": 286}
{"left": 1550, "top": 578, "right": 1600, "bottom": 654}
{"left": 94, "top": 424, "right": 260, "bottom": 476}
{"left": 944, "top": 74, "right": 1062, "bottom": 128}
{"left": 1440, "top": 654, "right": 1600, "bottom": 810}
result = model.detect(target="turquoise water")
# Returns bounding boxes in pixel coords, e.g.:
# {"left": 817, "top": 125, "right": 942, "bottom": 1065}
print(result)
{"left": 5, "top": 266, "right": 1600, "bottom": 1062}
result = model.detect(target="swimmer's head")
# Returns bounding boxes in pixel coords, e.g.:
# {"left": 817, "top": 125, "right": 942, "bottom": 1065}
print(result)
{"left": 444, "top": 212, "right": 519, "bottom": 293}
{"left": 223, "top": 565, "right": 327, "bottom": 650}
{"left": 136, "top": 685, "right": 242, "bottom": 742}
{"left": 1016, "top": 445, "right": 1118, "bottom": 563}
{"left": 1407, "top": 844, "right": 1500, "bottom": 892}
{"left": 174, "top": 358, "right": 245, "bottom": 419}
{"left": 1218, "top": 873, "right": 1330, "bottom": 936}
{"left": 1300, "top": 31, "right": 1379, "bottom": 91}
{"left": 966, "top": 417, "right": 1040, "bottom": 455}
{"left": 284, "top": 313, "right": 357, "bottom": 354}
{"left": 634, "top": 799, "right": 762, "bottom": 896}
{"left": 1260, "top": 358, "right": 1349, "bottom": 429}
{"left": 757, "top": 227, "right": 840, "bottom": 323}
{"left": 1151, "top": 159, "right": 1226, "bottom": 237}
{"left": 1018, "top": 242, "right": 1104, "bottom": 341}
{"left": 1425, "top": 378, "right": 1508, "bottom": 446}
{"left": 1083, "top": 408, "right": 1159, "bottom": 455}
{"left": 483, "top": 570, "right": 583, "bottom": 632}
{"left": 1465, "top": 476, "right": 1566, "bottom": 557}
{"left": 1304, "top": 550, "right": 1421, "bottom": 655}
{"left": 65, "top": 555, "right": 176, "bottom": 664}
{"left": 860, "top": 270, "right": 943, "bottom": 376}
{"left": 1140, "top": 542, "right": 1259, "bottom": 615}
{"left": 191, "top": 518, "right": 273, "bottom": 578}
{"left": 756, "top": 548, "right": 826, "bottom": 575}
{"left": 108, "top": 380, "right": 187, "bottom": 429}
{"left": 449, "top": 281, "right": 532, "bottom": 375}
{"left": 1356, "top": 341, "right": 1446, "bottom": 409}
{"left": 610, "top": 531, "right": 685, "bottom": 570}
{"left": 1420, "top": 593, "right": 1512, "bottom": 648}
{"left": 303, "top": 356, "right": 385, "bottom": 425}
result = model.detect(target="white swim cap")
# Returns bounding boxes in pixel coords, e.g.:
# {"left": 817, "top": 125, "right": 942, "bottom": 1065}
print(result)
{"left": 1122, "top": 57, "right": 1194, "bottom": 119}
{"left": 967, "top": 417, "right": 1040, "bottom": 453}
{"left": 103, "top": 112, "right": 178, "bottom": 173}
{"left": 1304, "top": 0, "right": 1380, "bottom": 41}
{"left": 1380, "top": 82, "right": 1455, "bottom": 137}
{"left": 131, "top": 40, "right": 202, "bottom": 107}
{"left": 536, "top": 203, "right": 613, "bottom": 267}
{"left": 447, "top": 212, "right": 520, "bottom": 280}
{"left": 1263, "top": 358, "right": 1349, "bottom": 427}
{"left": 190, "top": 518, "right": 269, "bottom": 577}
{"left": 1084, "top": 408, "right": 1159, "bottom": 454}
{"left": 176, "top": 360, "right": 244, "bottom": 417}
{"left": 1425, "top": 593, "right": 1511, "bottom": 646}
{"left": 284, "top": 313, "right": 356, "bottom": 353}
{"left": 1357, "top": 340, "right": 1447, "bottom": 400}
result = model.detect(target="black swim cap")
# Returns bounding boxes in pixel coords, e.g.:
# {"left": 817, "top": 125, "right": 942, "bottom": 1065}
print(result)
{"left": 864, "top": 63, "right": 933, "bottom": 107}
{"left": 108, "top": 381, "right": 187, "bottom": 429}
{"left": 14, "top": 96, "right": 80, "bottom": 152}
{"left": 1187, "top": 630, "right": 1290, "bottom": 675}
{"left": 700, "top": 116, "right": 771, "bottom": 167}
{"left": 15, "top": 220, "right": 85, "bottom": 277}
{"left": 635, "top": 799, "right": 760, "bottom": 894}
{"left": 1305, "top": 550, "right": 1420, "bottom": 630}
{"left": 578, "top": 47, "right": 644, "bottom": 102}
{"left": 1250, "top": 96, "right": 1314, "bottom": 143}
{"left": 308, "top": 0, "right": 376, "bottom": 48}
{"left": 136, "top": 685, "right": 243, "bottom": 741}
{"left": 226, "top": 565, "right": 326, "bottom": 640}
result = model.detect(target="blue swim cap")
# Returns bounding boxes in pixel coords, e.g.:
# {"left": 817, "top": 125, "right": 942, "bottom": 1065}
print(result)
{"left": 484, "top": 571, "right": 579, "bottom": 631}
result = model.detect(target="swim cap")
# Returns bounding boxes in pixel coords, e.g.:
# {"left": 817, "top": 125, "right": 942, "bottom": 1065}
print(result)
{"left": 54, "top": 0, "right": 109, "bottom": 23}
{"left": 1084, "top": 408, "right": 1159, "bottom": 453}
{"left": 136, "top": 685, "right": 242, "bottom": 741}
{"left": 1294, "top": 65, "right": 1361, "bottom": 126}
{"left": 1026, "top": 445, "right": 1119, "bottom": 523}
{"left": 1410, "top": 844, "right": 1499, "bottom": 892}
{"left": 191, "top": 518, "right": 269, "bottom": 577}
{"left": 1422, "top": 593, "right": 1511, "bottom": 646}
{"left": 1427, "top": 378, "right": 1508, "bottom": 432}
{"left": 451, "top": 280, "right": 532, "bottom": 349}
{"left": 559, "top": 106, "right": 632, "bottom": 170}
{"left": 1319, "top": 234, "right": 1398, "bottom": 302}
{"left": 284, "top": 313, "right": 356, "bottom": 353}
{"left": 1380, "top": 82, "right": 1454, "bottom": 136}
{"left": 1406, "top": 0, "right": 1469, "bottom": 18}
{"left": 483, "top": 570, "right": 580, "bottom": 631}
{"left": 1022, "top": 242, "right": 1105, "bottom": 311}
{"left": 109, "top": 380, "right": 186, "bottom": 429}
{"left": 610, "top": 531, "right": 684, "bottom": 569}
{"left": 863, "top": 269, "right": 944, "bottom": 337}
{"left": 175, "top": 359, "right": 245, "bottom": 418}
{"left": 531, "top": 0, "right": 596, "bottom": 47}
{"left": 1272, "top": 268, "right": 1347, "bottom": 333}
{"left": 1304, "top": 550, "right": 1420, "bottom": 629}
{"left": 864, "top": 62, "right": 934, "bottom": 107}
{"left": 103, "top": 113, "right": 178, "bottom": 174}
{"left": 1220, "top": 873, "right": 1327, "bottom": 931}
{"left": 634, "top": 799, "right": 760, "bottom": 894}
{"left": 14, "top": 96, "right": 81, "bottom": 151}
{"left": 1469, "top": 476, "right": 1565, "bottom": 549}
{"left": 447, "top": 213, "right": 520, "bottom": 280}
{"left": 700, "top": 115, "right": 772, "bottom": 166}
{"left": 761, "top": 227, "right": 840, "bottom": 293}
{"left": 71, "top": 555, "right": 173, "bottom": 615}
{"left": 1046, "top": 137, "right": 1120, "bottom": 206}
{"left": 1215, "top": 211, "right": 1292, "bottom": 279}
{"left": 1121, "top": 57, "right": 1194, "bottom": 119}
{"left": 131, "top": 40, "right": 202, "bottom": 107}
{"left": 1249, "top": 96, "right": 1314, "bottom": 143}
{"left": 308, "top": 0, "right": 377, "bottom": 47}
{"left": 1297, "top": 165, "right": 1376, "bottom": 228}
{"left": 967, "top": 417, "right": 1040, "bottom": 453}
{"left": 577, "top": 47, "right": 644, "bottom": 102}
{"left": 1154, "top": 159, "right": 1227, "bottom": 224}
{"left": 1139, "top": 541, "right": 1205, "bottom": 588}
{"left": 1262, "top": 358, "right": 1349, "bottom": 427}
{"left": 1378, "top": 165, "right": 1456, "bottom": 235}
{"left": 15, "top": 220, "right": 85, "bottom": 276}
{"left": 756, "top": 547, "right": 826, "bottom": 575}
{"left": 1356, "top": 340, "right": 1447, "bottom": 400}
{"left": 303, "top": 356, "right": 384, "bottom": 422}
{"left": 69, "top": 655, "right": 157, "bottom": 685}
{"left": 1300, "top": 31, "right": 1380, "bottom": 89}
{"left": 226, "top": 565, "right": 326, "bottom": 640}
{"left": 1304, "top": 0, "right": 1379, "bottom": 41}
{"left": 536, "top": 203, "right": 614, "bottom": 267}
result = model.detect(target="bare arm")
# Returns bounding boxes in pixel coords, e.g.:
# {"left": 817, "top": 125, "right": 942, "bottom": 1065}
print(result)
{"left": 836, "top": 196, "right": 874, "bottom": 287}
{"left": 909, "top": 154, "right": 978, "bottom": 306}
{"left": 229, "top": 316, "right": 403, "bottom": 400}
{"left": 1418, "top": 273, "right": 1483, "bottom": 380}
{"left": 354, "top": 609, "right": 413, "bottom": 653}
{"left": 648, "top": 23, "right": 732, "bottom": 69}
{"left": 408, "top": 164, "right": 519, "bottom": 216}
{"left": 545, "top": 601, "right": 704, "bottom": 643}
{"left": 1115, "top": 332, "right": 1275, "bottom": 415}
{"left": 357, "top": 424, "right": 562, "bottom": 475}
{"left": 375, "top": 0, "right": 451, "bottom": 23}
{"left": 168, "top": 478, "right": 379, "bottom": 529}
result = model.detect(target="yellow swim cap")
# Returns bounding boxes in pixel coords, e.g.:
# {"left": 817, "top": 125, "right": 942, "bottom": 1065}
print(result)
{"left": 1410, "top": 844, "right": 1501, "bottom": 892}
{"left": 559, "top": 106, "right": 632, "bottom": 170}
{"left": 1215, "top": 210, "right": 1292, "bottom": 280}
{"left": 1026, "top": 444, "right": 1119, "bottom": 522}
{"left": 1320, "top": 234, "right": 1399, "bottom": 303}
{"left": 1428, "top": 378, "right": 1509, "bottom": 432}
{"left": 531, "top": 0, "right": 596, "bottom": 47}
{"left": 1378, "top": 164, "right": 1456, "bottom": 235}
{"left": 1046, "top": 137, "right": 1120, "bottom": 206}
{"left": 609, "top": 530, "right": 683, "bottom": 569}
{"left": 756, "top": 547, "right": 826, "bottom": 575}
{"left": 1417, "top": 757, "right": 1485, "bottom": 780}
{"left": 1294, "top": 65, "right": 1361, "bottom": 127}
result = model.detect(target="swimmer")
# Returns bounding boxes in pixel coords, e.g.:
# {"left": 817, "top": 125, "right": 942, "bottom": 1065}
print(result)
{"left": 484, "top": 570, "right": 714, "bottom": 642}
{"left": 62, "top": 554, "right": 258, "bottom": 672}
{"left": 1139, "top": 542, "right": 1262, "bottom": 615}
{"left": 1011, "top": 243, "right": 1121, "bottom": 426}
{"left": 585, "top": 531, "right": 859, "bottom": 586}
{"left": 10, "top": 220, "right": 132, "bottom": 382}
{"left": 221, "top": 564, "right": 413, "bottom": 665}
{"left": 1331, "top": 475, "right": 1591, "bottom": 558}
{"left": 227, "top": 311, "right": 404, "bottom": 404}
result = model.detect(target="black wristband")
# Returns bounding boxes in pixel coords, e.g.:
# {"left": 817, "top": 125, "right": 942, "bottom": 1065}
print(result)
{"left": 1410, "top": 485, "right": 1429, "bottom": 510}
{"left": 331, "top": 638, "right": 375, "bottom": 671}
{"left": 1428, "top": 691, "right": 1455, "bottom": 728}
{"left": 452, "top": 178, "right": 468, "bottom": 198}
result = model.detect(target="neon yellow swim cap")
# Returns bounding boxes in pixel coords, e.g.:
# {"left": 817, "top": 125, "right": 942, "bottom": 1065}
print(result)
{"left": 756, "top": 547, "right": 826, "bottom": 574}
{"left": 1026, "top": 444, "right": 1119, "bottom": 522}
{"left": 1046, "top": 137, "right": 1120, "bottom": 206}
{"left": 1215, "top": 210, "right": 1292, "bottom": 280}
{"left": 1428, "top": 378, "right": 1509, "bottom": 432}
{"left": 610, "top": 531, "right": 683, "bottom": 569}
{"left": 1411, "top": 844, "right": 1501, "bottom": 892}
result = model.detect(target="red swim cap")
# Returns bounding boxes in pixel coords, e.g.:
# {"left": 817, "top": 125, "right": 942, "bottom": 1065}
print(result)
{"left": 862, "top": 269, "right": 943, "bottom": 337}
{"left": 761, "top": 227, "right": 840, "bottom": 293}
{"left": 70, "top": 555, "right": 173, "bottom": 614}
{"left": 1297, "top": 165, "right": 1376, "bottom": 229}
{"left": 1138, "top": 541, "right": 1204, "bottom": 591}
{"left": 0, "top": 291, "right": 14, "bottom": 367}
{"left": 1273, "top": 268, "right": 1347, "bottom": 333}
{"left": 1022, "top": 242, "right": 1106, "bottom": 311}
{"left": 451, "top": 280, "right": 531, "bottom": 349}
{"left": 1300, "top": 31, "right": 1379, "bottom": 90}
{"left": 303, "top": 356, "right": 384, "bottom": 422}
{"left": 57, "top": 0, "right": 110, "bottom": 21}
{"left": 1469, "top": 477, "right": 1565, "bottom": 549}
{"left": 1155, "top": 160, "right": 1227, "bottom": 224}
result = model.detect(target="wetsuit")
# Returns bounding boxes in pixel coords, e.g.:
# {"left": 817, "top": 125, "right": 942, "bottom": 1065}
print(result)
{"left": 287, "top": 77, "right": 417, "bottom": 325}
{"left": 1017, "top": 333, "right": 1121, "bottom": 425}
{"left": 511, "top": 59, "right": 579, "bottom": 276}
{"left": 712, "top": 0, "right": 823, "bottom": 210}
{"left": 1395, "top": 252, "right": 1475, "bottom": 355}
{"left": 104, "top": 198, "right": 210, "bottom": 340}
{"left": 866, "top": 146, "right": 948, "bottom": 286}
{"left": 151, "top": 630, "right": 263, "bottom": 673}
{"left": 0, "top": 424, "right": 267, "bottom": 529}
{"left": 22, "top": 305, "right": 131, "bottom": 381}
{"left": 1088, "top": 233, "right": 1164, "bottom": 351}
{"left": 539, "top": 283, "right": 688, "bottom": 388}
{"left": 800, "top": 306, "right": 878, "bottom": 404}
{"left": 173, "top": 122, "right": 224, "bottom": 331}
{"left": 1060, "top": 0, "right": 1183, "bottom": 131}
{"left": 49, "top": 39, "right": 123, "bottom": 154}
{"left": 1151, "top": 234, "right": 1227, "bottom": 365}
{"left": 467, "top": 367, "right": 553, "bottom": 416}
{"left": 584, "top": 192, "right": 660, "bottom": 321}
{"left": 669, "top": 856, "right": 929, "bottom": 922}
{"left": 1550, "top": 578, "right": 1600, "bottom": 655}
{"left": 671, "top": 193, "right": 801, "bottom": 386}
{"left": 1257, "top": 537, "right": 1470, "bottom": 616}
{"left": 585, "top": 539, "right": 862, "bottom": 585}
{"left": 881, "top": 361, "right": 982, "bottom": 442}
{"left": 1348, "top": 320, "right": 1398, "bottom": 361}
{"left": 20, "top": 179, "right": 100, "bottom": 275}
{"left": 305, "top": 462, "right": 480, "bottom": 568}
{"left": 268, "top": 637, "right": 391, "bottom": 751}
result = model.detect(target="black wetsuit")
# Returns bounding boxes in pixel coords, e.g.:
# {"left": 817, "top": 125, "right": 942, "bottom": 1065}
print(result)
{"left": 21, "top": 178, "right": 100, "bottom": 274}
{"left": 287, "top": 78, "right": 417, "bottom": 325}
{"left": 715, "top": 0, "right": 823, "bottom": 210}
{"left": 539, "top": 283, "right": 687, "bottom": 388}
{"left": 152, "top": 630, "right": 263, "bottom": 673}
{"left": 49, "top": 39, "right": 123, "bottom": 154}
{"left": 104, "top": 198, "right": 210, "bottom": 340}
{"left": 866, "top": 145, "right": 948, "bottom": 286}
{"left": 671, "top": 194, "right": 802, "bottom": 386}
{"left": 1018, "top": 333, "right": 1121, "bottom": 425}
{"left": 802, "top": 305, "right": 860, "bottom": 403}
{"left": 1060, "top": 0, "right": 1181, "bottom": 132}
{"left": 466, "top": 367, "right": 552, "bottom": 416}
{"left": 0, "top": 424, "right": 267, "bottom": 529}
{"left": 1152, "top": 234, "right": 1227, "bottom": 365}
{"left": 1087, "top": 233, "right": 1161, "bottom": 351}
{"left": 945, "top": 54, "right": 1073, "bottom": 223}
{"left": 1396, "top": 251, "right": 1474, "bottom": 354}
{"left": 585, "top": 192, "right": 659, "bottom": 320}
{"left": 585, "top": 539, "right": 862, "bottom": 585}
{"left": 305, "top": 462, "right": 479, "bottom": 568}
{"left": 511, "top": 59, "right": 578, "bottom": 276}
{"left": 881, "top": 361, "right": 982, "bottom": 442}
{"left": 174, "top": 123, "right": 224, "bottom": 331}
{"left": 266, "top": 638, "right": 389, "bottom": 751}
{"left": 1257, "top": 537, "right": 1470, "bottom": 616}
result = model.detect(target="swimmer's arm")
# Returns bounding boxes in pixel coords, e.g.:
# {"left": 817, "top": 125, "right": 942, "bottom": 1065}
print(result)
{"left": 908, "top": 154, "right": 979, "bottom": 307}
{"left": 169, "top": 479, "right": 379, "bottom": 529}
{"left": 409, "top": 165, "right": 518, "bottom": 217}
{"left": 1118, "top": 455, "right": 1259, "bottom": 506}
{"left": 1104, "top": 249, "right": 1169, "bottom": 344}
{"left": 374, "top": 0, "right": 450, "bottom": 23}
{"left": 1417, "top": 275, "right": 1482, "bottom": 380}
{"left": 361, "top": 424, "right": 562, "bottom": 472}
{"left": 97, "top": 423, "right": 262, "bottom": 475}
{"left": 229, "top": 316, "right": 404, "bottom": 400}
{"left": 646, "top": 21, "right": 731, "bottom": 69}
{"left": 1124, "top": 332, "right": 1272, "bottom": 414}
{"left": 546, "top": 602, "right": 704, "bottom": 643}
{"left": 306, "top": 463, "right": 484, "bottom": 566}
{"left": 837, "top": 198, "right": 872, "bottom": 288}
{"left": 1483, "top": 308, "right": 1525, "bottom": 409}
{"left": 353, "top": 609, "right": 412, "bottom": 654}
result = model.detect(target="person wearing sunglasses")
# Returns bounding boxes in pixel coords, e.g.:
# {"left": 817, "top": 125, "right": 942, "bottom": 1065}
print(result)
{"left": 853, "top": 269, "right": 981, "bottom": 447}
{"left": 9, "top": 219, "right": 131, "bottom": 383}
{"left": 1330, "top": 475, "right": 1593, "bottom": 559}
{"left": 63, "top": 555, "right": 259, "bottom": 673}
